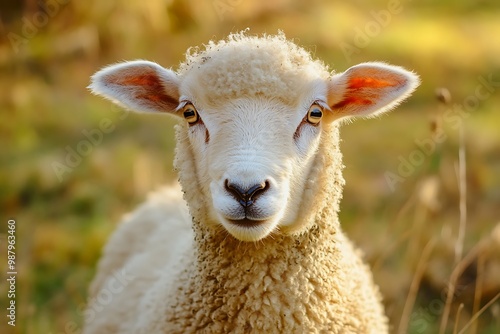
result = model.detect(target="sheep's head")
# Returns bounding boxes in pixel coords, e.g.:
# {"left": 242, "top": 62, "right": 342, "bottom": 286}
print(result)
{"left": 90, "top": 34, "right": 419, "bottom": 242}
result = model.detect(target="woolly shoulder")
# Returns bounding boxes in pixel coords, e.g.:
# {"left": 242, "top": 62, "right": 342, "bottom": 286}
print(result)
{"left": 88, "top": 184, "right": 193, "bottom": 298}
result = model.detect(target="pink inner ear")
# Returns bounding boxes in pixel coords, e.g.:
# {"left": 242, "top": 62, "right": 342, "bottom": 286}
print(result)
{"left": 114, "top": 72, "right": 178, "bottom": 109}
{"left": 120, "top": 74, "right": 161, "bottom": 87}
{"left": 332, "top": 96, "right": 372, "bottom": 109}
{"left": 332, "top": 76, "right": 402, "bottom": 109}
{"left": 348, "top": 77, "right": 398, "bottom": 90}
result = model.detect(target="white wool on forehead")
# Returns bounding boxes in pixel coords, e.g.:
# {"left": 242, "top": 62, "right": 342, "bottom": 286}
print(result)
{"left": 178, "top": 32, "right": 330, "bottom": 102}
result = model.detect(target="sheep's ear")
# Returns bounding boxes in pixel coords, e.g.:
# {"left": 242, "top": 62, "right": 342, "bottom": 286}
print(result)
{"left": 326, "top": 62, "right": 419, "bottom": 121}
{"left": 88, "top": 60, "right": 180, "bottom": 115}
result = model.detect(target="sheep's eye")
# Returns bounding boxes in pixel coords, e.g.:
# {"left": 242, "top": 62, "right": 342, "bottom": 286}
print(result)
{"left": 306, "top": 104, "right": 323, "bottom": 125}
{"left": 182, "top": 103, "right": 199, "bottom": 125}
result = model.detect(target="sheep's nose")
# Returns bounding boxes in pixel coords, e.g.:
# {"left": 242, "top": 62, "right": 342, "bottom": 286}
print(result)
{"left": 224, "top": 180, "right": 270, "bottom": 207}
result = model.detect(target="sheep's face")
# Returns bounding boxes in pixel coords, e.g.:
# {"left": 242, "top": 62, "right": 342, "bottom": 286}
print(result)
{"left": 90, "top": 45, "right": 419, "bottom": 242}
{"left": 179, "top": 90, "right": 328, "bottom": 241}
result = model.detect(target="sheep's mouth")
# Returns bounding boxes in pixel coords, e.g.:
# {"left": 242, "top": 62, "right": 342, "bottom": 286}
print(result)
{"left": 227, "top": 218, "right": 268, "bottom": 228}
{"left": 221, "top": 216, "right": 277, "bottom": 241}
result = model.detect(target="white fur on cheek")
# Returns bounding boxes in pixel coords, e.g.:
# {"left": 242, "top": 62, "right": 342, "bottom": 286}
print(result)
{"left": 184, "top": 118, "right": 220, "bottom": 223}
{"left": 280, "top": 124, "right": 323, "bottom": 228}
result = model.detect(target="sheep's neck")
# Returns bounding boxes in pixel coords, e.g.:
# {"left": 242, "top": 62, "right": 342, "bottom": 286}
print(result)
{"left": 173, "top": 124, "right": 347, "bottom": 330}
{"left": 183, "top": 202, "right": 342, "bottom": 332}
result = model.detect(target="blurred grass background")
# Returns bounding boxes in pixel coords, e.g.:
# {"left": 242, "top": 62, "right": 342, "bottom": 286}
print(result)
{"left": 0, "top": 0, "right": 499, "bottom": 333}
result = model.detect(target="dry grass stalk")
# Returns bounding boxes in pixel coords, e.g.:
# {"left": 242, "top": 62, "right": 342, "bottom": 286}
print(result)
{"left": 439, "top": 240, "right": 489, "bottom": 334}
{"left": 471, "top": 254, "right": 485, "bottom": 334}
{"left": 457, "top": 292, "right": 500, "bottom": 334}
{"left": 372, "top": 228, "right": 413, "bottom": 272}
{"left": 455, "top": 123, "right": 467, "bottom": 265}
{"left": 397, "top": 238, "right": 436, "bottom": 334}
{"left": 390, "top": 192, "right": 416, "bottom": 230}
{"left": 439, "top": 88, "right": 471, "bottom": 333}
{"left": 373, "top": 192, "right": 417, "bottom": 272}
{"left": 407, "top": 201, "right": 429, "bottom": 277}
{"left": 453, "top": 303, "right": 464, "bottom": 334}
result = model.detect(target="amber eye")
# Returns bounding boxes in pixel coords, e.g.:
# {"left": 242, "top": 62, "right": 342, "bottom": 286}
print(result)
{"left": 182, "top": 103, "right": 199, "bottom": 125}
{"left": 306, "top": 104, "right": 323, "bottom": 125}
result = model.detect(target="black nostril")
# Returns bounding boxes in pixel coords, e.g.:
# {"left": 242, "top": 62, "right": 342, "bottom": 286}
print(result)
{"left": 224, "top": 180, "right": 270, "bottom": 207}
{"left": 248, "top": 181, "right": 269, "bottom": 200}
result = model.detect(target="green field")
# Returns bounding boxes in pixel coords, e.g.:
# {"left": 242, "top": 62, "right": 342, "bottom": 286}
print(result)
{"left": 1, "top": 0, "right": 499, "bottom": 333}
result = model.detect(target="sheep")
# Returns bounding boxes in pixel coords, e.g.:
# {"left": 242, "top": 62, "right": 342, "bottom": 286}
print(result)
{"left": 84, "top": 32, "right": 419, "bottom": 334}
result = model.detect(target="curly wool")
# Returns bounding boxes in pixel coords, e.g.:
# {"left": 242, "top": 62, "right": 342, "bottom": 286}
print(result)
{"left": 84, "top": 32, "right": 388, "bottom": 333}
{"left": 84, "top": 124, "right": 387, "bottom": 333}
{"left": 179, "top": 32, "right": 329, "bottom": 105}
{"left": 155, "top": 123, "right": 388, "bottom": 333}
